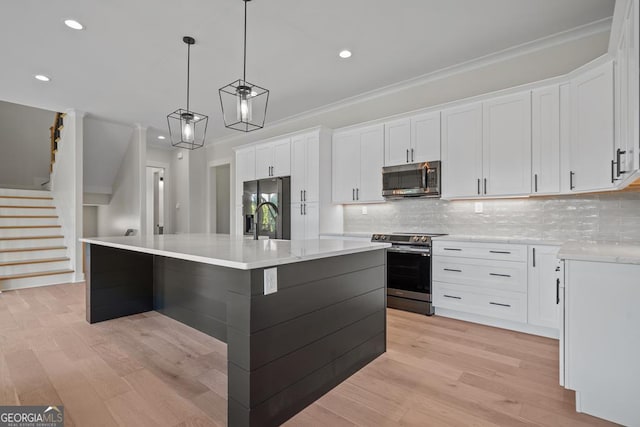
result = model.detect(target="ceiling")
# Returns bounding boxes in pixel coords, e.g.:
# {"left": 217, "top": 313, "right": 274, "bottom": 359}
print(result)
{"left": 0, "top": 0, "right": 615, "bottom": 145}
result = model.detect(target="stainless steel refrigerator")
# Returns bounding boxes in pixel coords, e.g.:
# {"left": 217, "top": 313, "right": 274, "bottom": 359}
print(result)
{"left": 242, "top": 177, "right": 291, "bottom": 239}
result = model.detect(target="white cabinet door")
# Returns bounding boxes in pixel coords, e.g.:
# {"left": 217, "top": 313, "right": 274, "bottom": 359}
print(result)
{"left": 235, "top": 147, "right": 256, "bottom": 200}
{"left": 358, "top": 124, "right": 384, "bottom": 202}
{"left": 271, "top": 138, "right": 291, "bottom": 177}
{"left": 569, "top": 61, "right": 615, "bottom": 192}
{"left": 304, "top": 134, "right": 320, "bottom": 202}
{"left": 304, "top": 202, "right": 320, "bottom": 239}
{"left": 483, "top": 92, "right": 532, "bottom": 196}
{"left": 291, "top": 135, "right": 307, "bottom": 204}
{"left": 255, "top": 144, "right": 273, "bottom": 179}
{"left": 411, "top": 111, "right": 441, "bottom": 162}
{"left": 234, "top": 204, "right": 244, "bottom": 236}
{"left": 441, "top": 103, "right": 483, "bottom": 198}
{"left": 290, "top": 202, "right": 305, "bottom": 240}
{"left": 532, "top": 86, "right": 560, "bottom": 194}
{"left": 332, "top": 132, "right": 360, "bottom": 203}
{"left": 528, "top": 246, "right": 560, "bottom": 331}
{"left": 384, "top": 118, "right": 411, "bottom": 166}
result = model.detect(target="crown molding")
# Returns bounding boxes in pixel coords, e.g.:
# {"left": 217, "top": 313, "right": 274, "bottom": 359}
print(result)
{"left": 210, "top": 17, "right": 612, "bottom": 148}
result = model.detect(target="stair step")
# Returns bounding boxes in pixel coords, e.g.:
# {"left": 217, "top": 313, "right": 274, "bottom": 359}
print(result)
{"left": 0, "top": 238, "right": 65, "bottom": 250}
{"left": 0, "top": 225, "right": 61, "bottom": 229}
{"left": 0, "top": 195, "right": 53, "bottom": 200}
{"left": 0, "top": 247, "right": 68, "bottom": 263}
{"left": 0, "top": 208, "right": 59, "bottom": 216}
{"left": 0, "top": 246, "right": 67, "bottom": 254}
{"left": 0, "top": 188, "right": 52, "bottom": 198}
{"left": 0, "top": 227, "right": 63, "bottom": 238}
{"left": 0, "top": 257, "right": 69, "bottom": 267}
{"left": 0, "top": 269, "right": 74, "bottom": 281}
{"left": 0, "top": 216, "right": 58, "bottom": 218}
{"left": 0, "top": 235, "right": 64, "bottom": 241}
{"left": 0, "top": 205, "right": 55, "bottom": 209}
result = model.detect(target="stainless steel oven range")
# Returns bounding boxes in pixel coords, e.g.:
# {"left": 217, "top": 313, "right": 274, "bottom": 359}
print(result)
{"left": 372, "top": 232, "right": 447, "bottom": 315}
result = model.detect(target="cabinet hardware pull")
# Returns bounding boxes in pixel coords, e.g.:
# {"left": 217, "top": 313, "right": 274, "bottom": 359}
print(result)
{"left": 484, "top": 178, "right": 487, "bottom": 194}
{"left": 489, "top": 250, "right": 511, "bottom": 254}
{"left": 611, "top": 160, "right": 617, "bottom": 183}
{"left": 532, "top": 247, "right": 536, "bottom": 267}
{"left": 352, "top": 189, "right": 355, "bottom": 201}
{"left": 411, "top": 148, "right": 414, "bottom": 162}
{"left": 534, "top": 174, "right": 538, "bottom": 192}
{"left": 569, "top": 171, "right": 575, "bottom": 190}
{"left": 556, "top": 278, "right": 560, "bottom": 305}
{"left": 477, "top": 178, "right": 480, "bottom": 195}
{"left": 300, "top": 204, "right": 303, "bottom": 215}
{"left": 444, "top": 295, "right": 462, "bottom": 300}
{"left": 489, "top": 302, "right": 511, "bottom": 307}
{"left": 489, "top": 273, "right": 511, "bottom": 278}
{"left": 406, "top": 149, "right": 409, "bottom": 163}
{"left": 303, "top": 203, "right": 306, "bottom": 215}
{"left": 301, "top": 190, "right": 304, "bottom": 202}
{"left": 444, "top": 268, "right": 462, "bottom": 272}
{"left": 443, "top": 248, "right": 462, "bottom": 251}
{"left": 617, "top": 148, "right": 627, "bottom": 176}
{"left": 303, "top": 190, "right": 306, "bottom": 201}
{"left": 356, "top": 188, "right": 359, "bottom": 200}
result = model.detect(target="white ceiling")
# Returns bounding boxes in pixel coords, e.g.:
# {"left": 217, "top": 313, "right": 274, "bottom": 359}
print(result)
{"left": 0, "top": 0, "right": 615, "bottom": 145}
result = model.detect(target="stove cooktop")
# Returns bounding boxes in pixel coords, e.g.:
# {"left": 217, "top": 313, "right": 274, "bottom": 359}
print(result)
{"left": 371, "top": 232, "right": 447, "bottom": 245}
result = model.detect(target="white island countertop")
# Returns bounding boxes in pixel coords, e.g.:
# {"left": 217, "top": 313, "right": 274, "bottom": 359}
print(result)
{"left": 558, "top": 241, "right": 640, "bottom": 265}
{"left": 80, "top": 234, "right": 390, "bottom": 270}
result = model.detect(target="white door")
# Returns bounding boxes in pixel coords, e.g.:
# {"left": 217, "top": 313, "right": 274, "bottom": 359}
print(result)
{"left": 532, "top": 86, "right": 560, "bottom": 194}
{"left": 290, "top": 202, "right": 305, "bottom": 240}
{"left": 528, "top": 246, "right": 561, "bottom": 331}
{"left": 569, "top": 61, "right": 615, "bottom": 192}
{"left": 303, "top": 202, "right": 320, "bottom": 239}
{"left": 255, "top": 144, "right": 273, "bottom": 179}
{"left": 332, "top": 132, "right": 361, "bottom": 203}
{"left": 411, "top": 111, "right": 441, "bottom": 162}
{"left": 483, "top": 91, "right": 532, "bottom": 196}
{"left": 358, "top": 124, "right": 385, "bottom": 202}
{"left": 291, "top": 135, "right": 307, "bottom": 204}
{"left": 271, "top": 138, "right": 291, "bottom": 177}
{"left": 441, "top": 103, "right": 483, "bottom": 198}
{"left": 384, "top": 118, "right": 411, "bottom": 166}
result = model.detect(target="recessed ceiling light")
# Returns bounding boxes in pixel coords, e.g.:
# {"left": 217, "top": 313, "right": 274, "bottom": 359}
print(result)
{"left": 34, "top": 74, "right": 51, "bottom": 82}
{"left": 64, "top": 19, "right": 84, "bottom": 30}
{"left": 157, "top": 135, "right": 166, "bottom": 140}
{"left": 339, "top": 50, "right": 352, "bottom": 59}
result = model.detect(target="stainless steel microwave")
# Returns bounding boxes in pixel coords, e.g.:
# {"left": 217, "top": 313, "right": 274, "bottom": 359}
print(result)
{"left": 382, "top": 161, "right": 441, "bottom": 198}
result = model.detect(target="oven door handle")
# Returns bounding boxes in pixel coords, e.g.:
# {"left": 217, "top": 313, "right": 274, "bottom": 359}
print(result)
{"left": 386, "top": 248, "right": 431, "bottom": 256}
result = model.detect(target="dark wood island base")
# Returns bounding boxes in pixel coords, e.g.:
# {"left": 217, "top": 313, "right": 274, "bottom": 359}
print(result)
{"left": 85, "top": 243, "right": 386, "bottom": 427}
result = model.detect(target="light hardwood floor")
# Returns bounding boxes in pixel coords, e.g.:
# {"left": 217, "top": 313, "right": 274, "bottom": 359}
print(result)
{"left": 0, "top": 283, "right": 614, "bottom": 426}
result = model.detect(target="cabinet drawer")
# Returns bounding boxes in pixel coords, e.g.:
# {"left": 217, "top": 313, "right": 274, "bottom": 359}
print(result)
{"left": 433, "top": 257, "right": 526, "bottom": 293}
{"left": 433, "top": 241, "right": 527, "bottom": 262}
{"left": 433, "top": 282, "right": 527, "bottom": 323}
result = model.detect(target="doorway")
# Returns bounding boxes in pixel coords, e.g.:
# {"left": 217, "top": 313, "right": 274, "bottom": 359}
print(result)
{"left": 208, "top": 163, "right": 231, "bottom": 234}
{"left": 146, "top": 166, "right": 165, "bottom": 236}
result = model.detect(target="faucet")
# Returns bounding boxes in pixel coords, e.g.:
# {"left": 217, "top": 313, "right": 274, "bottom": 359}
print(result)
{"left": 254, "top": 201, "right": 279, "bottom": 240}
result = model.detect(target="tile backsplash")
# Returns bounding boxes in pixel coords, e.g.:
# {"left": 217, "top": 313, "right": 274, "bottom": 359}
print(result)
{"left": 343, "top": 192, "right": 640, "bottom": 243}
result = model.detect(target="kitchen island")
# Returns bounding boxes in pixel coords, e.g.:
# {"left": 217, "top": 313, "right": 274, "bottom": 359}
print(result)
{"left": 80, "top": 234, "right": 389, "bottom": 427}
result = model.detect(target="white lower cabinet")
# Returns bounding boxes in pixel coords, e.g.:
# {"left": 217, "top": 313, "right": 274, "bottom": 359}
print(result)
{"left": 433, "top": 240, "right": 560, "bottom": 338}
{"left": 291, "top": 202, "right": 319, "bottom": 240}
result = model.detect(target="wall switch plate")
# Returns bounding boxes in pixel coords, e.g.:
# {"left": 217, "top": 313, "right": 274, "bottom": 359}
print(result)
{"left": 264, "top": 267, "right": 278, "bottom": 295}
{"left": 177, "top": 152, "right": 183, "bottom": 160}
{"left": 362, "top": 206, "right": 368, "bottom": 215}
{"left": 474, "top": 202, "right": 483, "bottom": 213}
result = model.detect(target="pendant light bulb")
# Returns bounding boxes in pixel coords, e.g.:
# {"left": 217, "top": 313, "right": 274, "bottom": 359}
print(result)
{"left": 181, "top": 113, "right": 195, "bottom": 143}
{"left": 237, "top": 86, "right": 253, "bottom": 122}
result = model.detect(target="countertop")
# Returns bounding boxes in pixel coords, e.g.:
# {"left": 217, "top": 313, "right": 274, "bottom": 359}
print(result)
{"left": 318, "top": 232, "right": 373, "bottom": 240}
{"left": 432, "top": 235, "right": 564, "bottom": 245}
{"left": 80, "top": 234, "right": 390, "bottom": 270}
{"left": 558, "top": 241, "right": 640, "bottom": 265}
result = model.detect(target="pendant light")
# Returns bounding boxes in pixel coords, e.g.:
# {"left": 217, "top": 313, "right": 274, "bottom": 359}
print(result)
{"left": 219, "top": 0, "right": 269, "bottom": 132}
{"left": 167, "top": 36, "right": 208, "bottom": 149}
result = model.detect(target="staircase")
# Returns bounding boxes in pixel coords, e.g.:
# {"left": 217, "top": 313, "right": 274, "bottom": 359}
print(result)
{"left": 0, "top": 187, "right": 74, "bottom": 290}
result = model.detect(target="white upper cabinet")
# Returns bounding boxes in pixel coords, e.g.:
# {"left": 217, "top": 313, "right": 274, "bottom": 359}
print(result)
{"left": 333, "top": 124, "right": 384, "bottom": 203}
{"left": 532, "top": 86, "right": 561, "bottom": 195}
{"left": 291, "top": 132, "right": 320, "bottom": 203}
{"left": 235, "top": 146, "right": 256, "bottom": 199}
{"left": 384, "top": 112, "right": 440, "bottom": 167}
{"left": 483, "top": 92, "right": 532, "bottom": 197}
{"left": 255, "top": 138, "right": 291, "bottom": 179}
{"left": 569, "top": 61, "right": 615, "bottom": 192}
{"left": 528, "top": 245, "right": 561, "bottom": 331}
{"left": 441, "top": 103, "right": 483, "bottom": 198}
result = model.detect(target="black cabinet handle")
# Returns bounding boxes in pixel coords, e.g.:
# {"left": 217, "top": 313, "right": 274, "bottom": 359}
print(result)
{"left": 490, "top": 302, "right": 511, "bottom": 308}
{"left": 300, "top": 190, "right": 304, "bottom": 202}
{"left": 356, "top": 188, "right": 359, "bottom": 200}
{"left": 617, "top": 148, "right": 627, "bottom": 176}
{"left": 532, "top": 247, "right": 536, "bottom": 267}
{"left": 303, "top": 203, "right": 306, "bottom": 215}
{"left": 534, "top": 174, "right": 538, "bottom": 192}
{"left": 489, "top": 250, "right": 511, "bottom": 254}
{"left": 300, "top": 204, "right": 303, "bottom": 215}
{"left": 489, "top": 273, "right": 512, "bottom": 278}
{"left": 484, "top": 178, "right": 487, "bottom": 194}
{"left": 411, "top": 148, "right": 414, "bottom": 162}
{"left": 477, "top": 178, "right": 481, "bottom": 195}
{"left": 352, "top": 189, "right": 355, "bottom": 201}
{"left": 556, "top": 278, "right": 560, "bottom": 305}
{"left": 303, "top": 190, "right": 306, "bottom": 201}
{"left": 444, "top": 295, "right": 462, "bottom": 300}
{"left": 569, "top": 171, "right": 575, "bottom": 190}
{"left": 444, "top": 268, "right": 462, "bottom": 273}
{"left": 406, "top": 149, "right": 409, "bottom": 163}
{"left": 444, "top": 248, "right": 462, "bottom": 251}
{"left": 611, "top": 160, "right": 617, "bottom": 183}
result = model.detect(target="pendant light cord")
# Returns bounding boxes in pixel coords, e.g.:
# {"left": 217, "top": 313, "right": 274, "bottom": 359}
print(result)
{"left": 186, "top": 42, "right": 191, "bottom": 112}
{"left": 243, "top": 0, "right": 247, "bottom": 84}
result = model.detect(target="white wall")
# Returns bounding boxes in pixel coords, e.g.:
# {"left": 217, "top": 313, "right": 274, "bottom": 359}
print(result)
{"left": 97, "top": 126, "right": 147, "bottom": 236}
{"left": 147, "top": 146, "right": 173, "bottom": 234}
{"left": 51, "top": 110, "right": 84, "bottom": 282}
{"left": 0, "top": 101, "right": 54, "bottom": 189}
{"left": 189, "top": 151, "right": 206, "bottom": 233}
{"left": 83, "top": 206, "right": 98, "bottom": 237}
{"left": 168, "top": 147, "right": 207, "bottom": 234}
